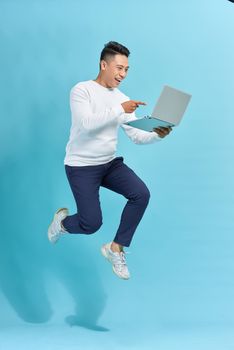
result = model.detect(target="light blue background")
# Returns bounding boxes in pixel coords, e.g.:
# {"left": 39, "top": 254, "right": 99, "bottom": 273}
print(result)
{"left": 1, "top": 0, "right": 234, "bottom": 349}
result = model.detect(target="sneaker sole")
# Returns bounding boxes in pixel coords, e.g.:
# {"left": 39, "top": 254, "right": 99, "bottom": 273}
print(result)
{"left": 48, "top": 207, "right": 68, "bottom": 243}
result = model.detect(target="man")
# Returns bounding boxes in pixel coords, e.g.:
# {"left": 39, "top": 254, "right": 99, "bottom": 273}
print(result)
{"left": 48, "top": 41, "right": 172, "bottom": 280}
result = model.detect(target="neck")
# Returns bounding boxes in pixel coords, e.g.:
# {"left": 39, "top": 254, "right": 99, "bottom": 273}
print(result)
{"left": 94, "top": 75, "right": 112, "bottom": 88}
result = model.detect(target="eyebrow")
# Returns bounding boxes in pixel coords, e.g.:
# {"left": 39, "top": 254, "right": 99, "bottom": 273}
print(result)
{"left": 116, "top": 64, "right": 130, "bottom": 69}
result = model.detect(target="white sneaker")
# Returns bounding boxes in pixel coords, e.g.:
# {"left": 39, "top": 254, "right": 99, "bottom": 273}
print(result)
{"left": 101, "top": 242, "right": 130, "bottom": 280}
{"left": 48, "top": 208, "right": 69, "bottom": 244}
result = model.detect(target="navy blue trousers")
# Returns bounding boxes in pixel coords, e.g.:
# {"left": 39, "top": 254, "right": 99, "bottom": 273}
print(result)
{"left": 62, "top": 156, "right": 150, "bottom": 247}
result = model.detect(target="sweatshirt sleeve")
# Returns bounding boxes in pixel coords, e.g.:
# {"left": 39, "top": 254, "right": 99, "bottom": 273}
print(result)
{"left": 120, "top": 113, "right": 162, "bottom": 144}
{"left": 70, "top": 85, "right": 126, "bottom": 131}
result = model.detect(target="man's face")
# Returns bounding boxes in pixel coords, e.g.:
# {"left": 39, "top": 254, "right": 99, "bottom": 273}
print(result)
{"left": 101, "top": 54, "right": 129, "bottom": 88}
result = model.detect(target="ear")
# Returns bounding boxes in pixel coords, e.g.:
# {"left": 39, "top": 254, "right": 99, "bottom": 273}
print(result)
{"left": 100, "top": 60, "right": 107, "bottom": 71}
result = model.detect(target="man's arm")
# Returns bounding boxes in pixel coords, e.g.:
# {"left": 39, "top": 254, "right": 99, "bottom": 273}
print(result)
{"left": 121, "top": 123, "right": 163, "bottom": 144}
{"left": 70, "top": 85, "right": 126, "bottom": 132}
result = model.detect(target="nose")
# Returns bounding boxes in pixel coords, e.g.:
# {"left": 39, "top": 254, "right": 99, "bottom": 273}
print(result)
{"left": 119, "top": 72, "right": 126, "bottom": 79}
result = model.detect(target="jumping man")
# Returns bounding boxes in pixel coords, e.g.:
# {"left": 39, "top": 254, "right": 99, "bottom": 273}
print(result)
{"left": 48, "top": 41, "right": 172, "bottom": 280}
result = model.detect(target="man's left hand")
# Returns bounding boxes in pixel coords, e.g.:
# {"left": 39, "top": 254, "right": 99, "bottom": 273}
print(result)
{"left": 153, "top": 126, "right": 173, "bottom": 138}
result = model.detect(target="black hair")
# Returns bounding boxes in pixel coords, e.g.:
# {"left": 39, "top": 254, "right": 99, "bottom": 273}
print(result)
{"left": 99, "top": 41, "right": 130, "bottom": 69}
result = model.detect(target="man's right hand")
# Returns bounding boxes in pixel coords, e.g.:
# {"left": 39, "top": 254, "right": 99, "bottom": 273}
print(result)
{"left": 121, "top": 100, "right": 146, "bottom": 114}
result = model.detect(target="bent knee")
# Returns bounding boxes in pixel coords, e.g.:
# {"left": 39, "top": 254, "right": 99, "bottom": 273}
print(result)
{"left": 141, "top": 187, "right": 151, "bottom": 202}
{"left": 134, "top": 186, "right": 151, "bottom": 203}
{"left": 88, "top": 222, "right": 103, "bottom": 234}
{"left": 81, "top": 219, "right": 103, "bottom": 234}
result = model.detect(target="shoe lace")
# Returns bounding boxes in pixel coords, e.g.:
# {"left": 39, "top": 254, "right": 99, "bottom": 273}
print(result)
{"left": 112, "top": 251, "right": 130, "bottom": 268}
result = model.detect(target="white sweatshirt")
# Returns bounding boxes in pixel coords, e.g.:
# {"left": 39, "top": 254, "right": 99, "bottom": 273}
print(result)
{"left": 64, "top": 80, "right": 162, "bottom": 166}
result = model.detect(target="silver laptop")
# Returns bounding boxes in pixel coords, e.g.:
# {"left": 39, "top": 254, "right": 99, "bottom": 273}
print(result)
{"left": 123, "top": 85, "right": 192, "bottom": 132}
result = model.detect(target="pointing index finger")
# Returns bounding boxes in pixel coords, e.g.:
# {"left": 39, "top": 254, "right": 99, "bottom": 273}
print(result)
{"left": 134, "top": 101, "right": 147, "bottom": 106}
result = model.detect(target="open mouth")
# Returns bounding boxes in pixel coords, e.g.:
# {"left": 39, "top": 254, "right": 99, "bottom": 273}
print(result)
{"left": 115, "top": 78, "right": 121, "bottom": 83}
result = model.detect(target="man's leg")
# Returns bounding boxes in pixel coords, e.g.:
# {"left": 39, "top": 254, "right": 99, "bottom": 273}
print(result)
{"left": 61, "top": 164, "right": 105, "bottom": 234}
{"left": 101, "top": 157, "right": 150, "bottom": 247}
